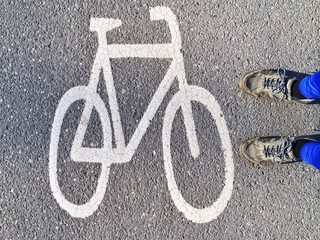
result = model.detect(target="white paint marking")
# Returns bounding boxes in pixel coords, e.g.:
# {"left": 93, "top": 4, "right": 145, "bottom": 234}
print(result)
{"left": 107, "top": 44, "right": 175, "bottom": 58}
{"left": 163, "top": 86, "right": 234, "bottom": 223}
{"left": 49, "top": 6, "right": 234, "bottom": 223}
{"left": 49, "top": 87, "right": 112, "bottom": 218}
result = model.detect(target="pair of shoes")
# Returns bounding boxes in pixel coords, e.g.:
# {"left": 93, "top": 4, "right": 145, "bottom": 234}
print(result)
{"left": 238, "top": 68, "right": 315, "bottom": 165}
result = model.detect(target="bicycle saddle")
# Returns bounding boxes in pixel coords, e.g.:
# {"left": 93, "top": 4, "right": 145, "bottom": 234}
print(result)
{"left": 90, "top": 18, "right": 122, "bottom": 32}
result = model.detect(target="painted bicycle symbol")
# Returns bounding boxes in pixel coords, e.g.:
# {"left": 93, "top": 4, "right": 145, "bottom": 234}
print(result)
{"left": 49, "top": 6, "right": 234, "bottom": 223}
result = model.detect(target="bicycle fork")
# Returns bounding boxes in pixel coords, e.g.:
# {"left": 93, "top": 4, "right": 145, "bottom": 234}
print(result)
{"left": 159, "top": 6, "right": 200, "bottom": 158}
{"left": 175, "top": 60, "right": 201, "bottom": 159}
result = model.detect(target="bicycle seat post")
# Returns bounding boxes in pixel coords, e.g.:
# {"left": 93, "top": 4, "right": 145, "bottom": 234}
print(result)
{"left": 90, "top": 18, "right": 122, "bottom": 47}
{"left": 87, "top": 17, "right": 122, "bottom": 92}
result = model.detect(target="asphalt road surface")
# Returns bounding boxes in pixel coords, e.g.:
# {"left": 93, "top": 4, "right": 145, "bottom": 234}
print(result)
{"left": 1, "top": 0, "right": 320, "bottom": 239}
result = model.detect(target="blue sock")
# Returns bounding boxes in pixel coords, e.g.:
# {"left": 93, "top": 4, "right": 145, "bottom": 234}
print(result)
{"left": 299, "top": 71, "right": 320, "bottom": 99}
{"left": 300, "top": 142, "right": 320, "bottom": 170}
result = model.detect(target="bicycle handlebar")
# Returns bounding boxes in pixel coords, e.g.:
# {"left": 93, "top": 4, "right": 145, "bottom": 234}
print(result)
{"left": 90, "top": 6, "right": 182, "bottom": 57}
{"left": 150, "top": 6, "right": 182, "bottom": 47}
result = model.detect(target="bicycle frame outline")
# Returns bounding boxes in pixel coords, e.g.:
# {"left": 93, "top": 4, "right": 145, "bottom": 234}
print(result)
{"left": 70, "top": 7, "right": 200, "bottom": 166}
{"left": 49, "top": 6, "right": 234, "bottom": 224}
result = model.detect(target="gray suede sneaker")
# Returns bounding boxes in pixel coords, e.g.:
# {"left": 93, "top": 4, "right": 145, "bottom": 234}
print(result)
{"left": 238, "top": 136, "right": 302, "bottom": 165}
{"left": 239, "top": 68, "right": 315, "bottom": 104}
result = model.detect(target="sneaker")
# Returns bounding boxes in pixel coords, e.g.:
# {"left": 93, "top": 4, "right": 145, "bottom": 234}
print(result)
{"left": 239, "top": 68, "right": 315, "bottom": 104}
{"left": 238, "top": 136, "right": 302, "bottom": 165}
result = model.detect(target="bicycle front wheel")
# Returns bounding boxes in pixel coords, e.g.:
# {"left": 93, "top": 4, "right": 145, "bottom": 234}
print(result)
{"left": 49, "top": 86, "right": 112, "bottom": 218}
{"left": 162, "top": 85, "right": 234, "bottom": 223}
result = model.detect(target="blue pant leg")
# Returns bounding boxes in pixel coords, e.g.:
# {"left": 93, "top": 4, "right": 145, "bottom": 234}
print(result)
{"left": 300, "top": 142, "right": 320, "bottom": 170}
{"left": 299, "top": 71, "right": 320, "bottom": 99}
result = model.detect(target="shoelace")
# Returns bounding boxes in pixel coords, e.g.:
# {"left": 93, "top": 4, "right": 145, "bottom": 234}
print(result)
{"left": 262, "top": 68, "right": 287, "bottom": 96}
{"left": 263, "top": 138, "right": 300, "bottom": 164}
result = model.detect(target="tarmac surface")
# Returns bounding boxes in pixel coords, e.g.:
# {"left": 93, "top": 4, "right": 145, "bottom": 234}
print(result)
{"left": 1, "top": 0, "right": 320, "bottom": 239}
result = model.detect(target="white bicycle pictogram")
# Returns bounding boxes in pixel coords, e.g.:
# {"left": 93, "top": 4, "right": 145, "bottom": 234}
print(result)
{"left": 49, "top": 6, "right": 234, "bottom": 223}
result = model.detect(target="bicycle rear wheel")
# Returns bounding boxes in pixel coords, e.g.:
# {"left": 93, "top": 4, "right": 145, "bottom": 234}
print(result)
{"left": 49, "top": 86, "right": 112, "bottom": 218}
{"left": 162, "top": 85, "right": 234, "bottom": 223}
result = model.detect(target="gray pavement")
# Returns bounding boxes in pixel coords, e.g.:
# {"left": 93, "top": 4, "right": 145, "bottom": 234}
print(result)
{"left": 1, "top": 0, "right": 320, "bottom": 239}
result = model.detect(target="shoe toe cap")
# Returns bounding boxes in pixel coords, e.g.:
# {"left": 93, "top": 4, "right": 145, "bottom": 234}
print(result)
{"left": 239, "top": 138, "right": 273, "bottom": 165}
{"left": 238, "top": 140, "right": 259, "bottom": 164}
{"left": 239, "top": 70, "right": 265, "bottom": 96}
